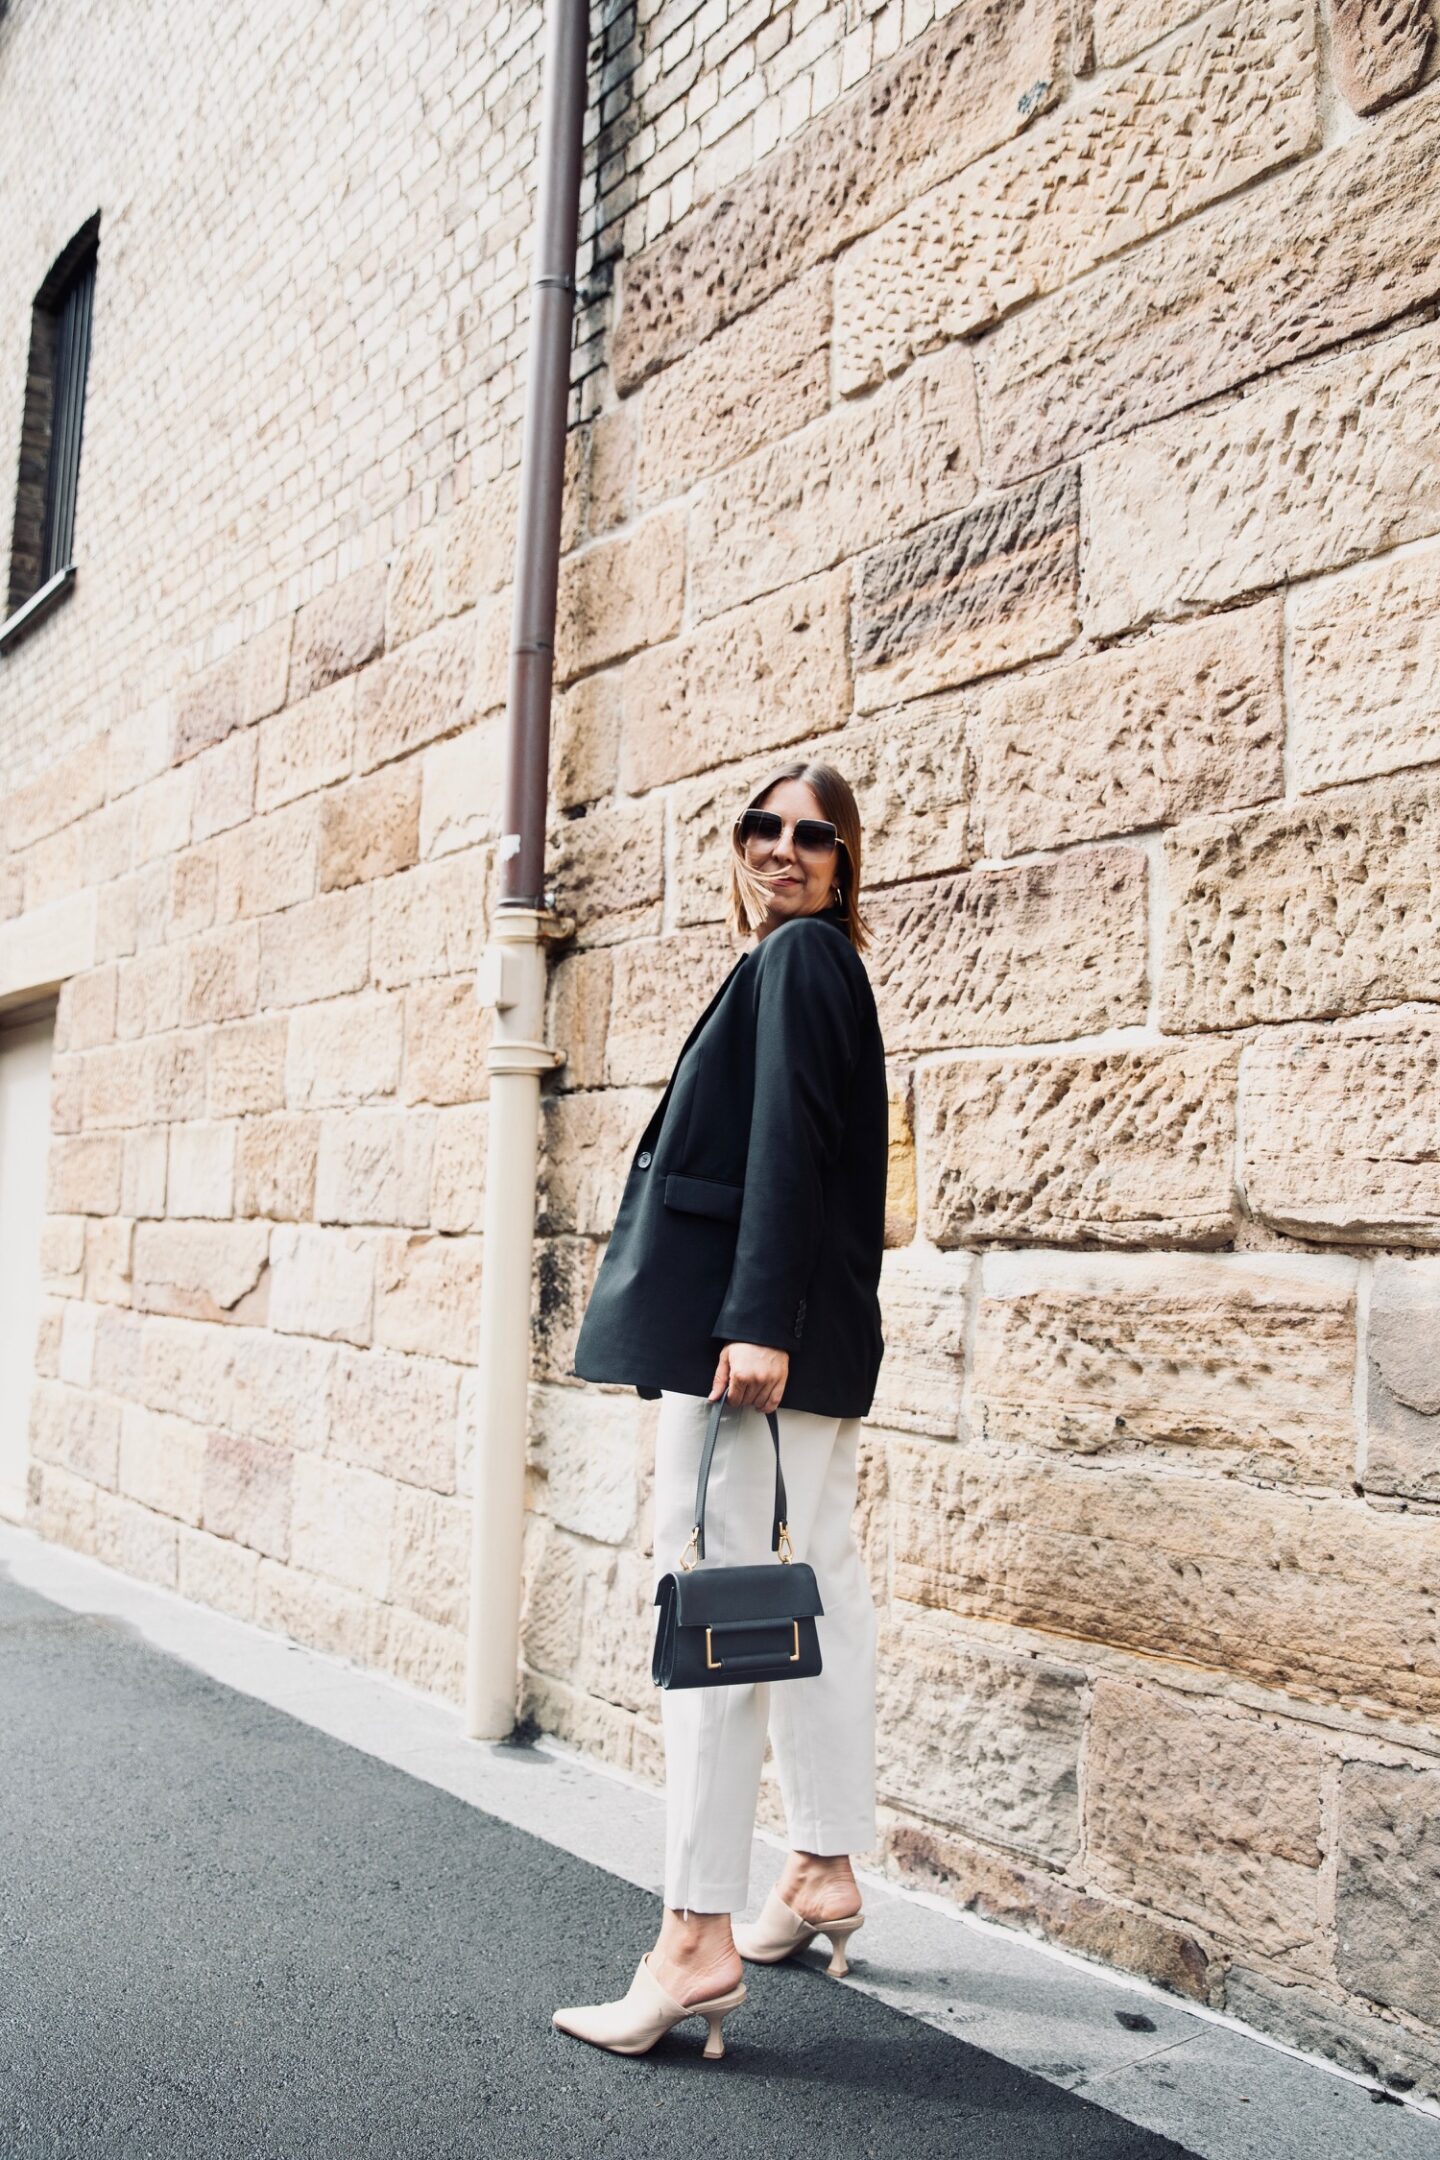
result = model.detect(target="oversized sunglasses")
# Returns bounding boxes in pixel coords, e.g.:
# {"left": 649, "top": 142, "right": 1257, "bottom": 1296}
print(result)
{"left": 734, "top": 808, "right": 845, "bottom": 855}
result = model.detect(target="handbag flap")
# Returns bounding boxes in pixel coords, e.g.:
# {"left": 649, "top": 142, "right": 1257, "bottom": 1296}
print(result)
{"left": 659, "top": 1560, "right": 823, "bottom": 1625}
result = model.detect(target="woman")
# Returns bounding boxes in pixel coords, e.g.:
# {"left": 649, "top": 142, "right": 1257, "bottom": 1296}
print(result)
{"left": 553, "top": 759, "right": 888, "bottom": 2061}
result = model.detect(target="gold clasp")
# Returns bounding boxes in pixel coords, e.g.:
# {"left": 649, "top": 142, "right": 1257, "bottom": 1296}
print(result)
{"left": 679, "top": 1526, "right": 700, "bottom": 1573}
{"left": 777, "top": 1520, "right": 794, "bottom": 1564}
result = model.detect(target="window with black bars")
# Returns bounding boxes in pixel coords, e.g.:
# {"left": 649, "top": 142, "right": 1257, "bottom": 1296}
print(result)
{"left": 3, "top": 215, "right": 100, "bottom": 645}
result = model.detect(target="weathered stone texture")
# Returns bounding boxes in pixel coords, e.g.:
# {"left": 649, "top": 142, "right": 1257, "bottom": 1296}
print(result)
{"left": 1091, "top": 0, "right": 1199, "bottom": 66}
{"left": 318, "top": 761, "right": 421, "bottom": 892}
{"left": 917, "top": 1041, "right": 1239, "bottom": 1247}
{"left": 202, "top": 1430, "right": 292, "bottom": 1559}
{"left": 1290, "top": 543, "right": 1440, "bottom": 793}
{"left": 981, "top": 85, "right": 1440, "bottom": 486}
{"left": 635, "top": 269, "right": 832, "bottom": 506}
{"left": 554, "top": 515, "right": 685, "bottom": 684}
{"left": 1337, "top": 1763, "right": 1440, "bottom": 2023}
{"left": 547, "top": 798, "right": 664, "bottom": 948}
{"left": 871, "top": 1249, "right": 972, "bottom": 1438}
{"left": 540, "top": 1088, "right": 658, "bottom": 1239}
{"left": 288, "top": 564, "right": 388, "bottom": 702}
{"left": 1366, "top": 1259, "right": 1440, "bottom": 1502}
{"left": 354, "top": 618, "right": 476, "bottom": 774}
{"left": 255, "top": 681, "right": 354, "bottom": 814}
{"left": 603, "top": 931, "right": 741, "bottom": 1088}
{"left": 897, "top": 1441, "right": 1440, "bottom": 1714}
{"left": 1330, "top": 0, "right": 1434, "bottom": 112}
{"left": 973, "top": 1254, "right": 1357, "bottom": 1485}
{"left": 618, "top": 570, "right": 851, "bottom": 795}
{"left": 1086, "top": 1683, "right": 1326, "bottom": 1955}
{"left": 372, "top": 1230, "right": 483, "bottom": 1362}
{"left": 1224, "top": 1968, "right": 1440, "bottom": 2106}
{"left": 688, "top": 345, "right": 979, "bottom": 624}
{"left": 527, "top": 1384, "right": 643, "bottom": 1545}
{"left": 611, "top": 0, "right": 1067, "bottom": 390}
{"left": 1083, "top": 319, "right": 1440, "bottom": 638}
{"left": 1164, "top": 776, "right": 1440, "bottom": 1031}
{"left": 1242, "top": 1013, "right": 1440, "bottom": 1247}
{"left": 835, "top": 0, "right": 1316, "bottom": 393}
{"left": 869, "top": 847, "right": 1147, "bottom": 1053}
{"left": 975, "top": 604, "right": 1282, "bottom": 855}
{"left": 853, "top": 467, "right": 1079, "bottom": 712}
{"left": 878, "top": 1614, "right": 1085, "bottom": 1862}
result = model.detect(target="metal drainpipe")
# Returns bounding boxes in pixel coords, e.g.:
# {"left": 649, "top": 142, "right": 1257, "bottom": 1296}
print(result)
{"left": 466, "top": 0, "right": 588, "bottom": 1740}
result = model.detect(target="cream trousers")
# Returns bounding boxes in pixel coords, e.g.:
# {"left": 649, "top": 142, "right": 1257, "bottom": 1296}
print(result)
{"left": 653, "top": 1389, "right": 878, "bottom": 1915}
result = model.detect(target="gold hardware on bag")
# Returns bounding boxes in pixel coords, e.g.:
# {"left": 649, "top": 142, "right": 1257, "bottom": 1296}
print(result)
{"left": 679, "top": 1527, "right": 700, "bottom": 1573}
{"left": 705, "top": 1622, "right": 801, "bottom": 1670}
{"left": 777, "top": 1520, "right": 794, "bottom": 1564}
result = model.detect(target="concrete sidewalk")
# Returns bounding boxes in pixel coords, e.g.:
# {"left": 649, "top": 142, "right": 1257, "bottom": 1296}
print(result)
{"left": 2, "top": 1521, "right": 1436, "bottom": 2160}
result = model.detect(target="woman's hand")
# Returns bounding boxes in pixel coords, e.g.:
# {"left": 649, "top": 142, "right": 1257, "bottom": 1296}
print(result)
{"left": 709, "top": 1342, "right": 789, "bottom": 1415}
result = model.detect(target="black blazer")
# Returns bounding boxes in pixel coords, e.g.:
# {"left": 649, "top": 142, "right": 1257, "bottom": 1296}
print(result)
{"left": 570, "top": 909, "right": 888, "bottom": 1419}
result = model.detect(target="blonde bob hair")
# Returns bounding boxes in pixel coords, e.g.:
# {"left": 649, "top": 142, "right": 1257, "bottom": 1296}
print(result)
{"left": 727, "top": 760, "right": 872, "bottom": 959}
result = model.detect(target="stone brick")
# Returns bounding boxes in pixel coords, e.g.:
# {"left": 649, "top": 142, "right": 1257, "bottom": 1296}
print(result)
{"left": 258, "top": 886, "right": 371, "bottom": 1009}
{"left": 1331, "top": 0, "right": 1433, "bottom": 113}
{"left": 93, "top": 1490, "right": 178, "bottom": 1589}
{"left": 981, "top": 84, "right": 1440, "bottom": 487}
{"left": 1337, "top": 1762, "right": 1440, "bottom": 2023}
{"left": 689, "top": 344, "right": 979, "bottom": 624}
{"left": 612, "top": 0, "right": 1067, "bottom": 388}
{"left": 29, "top": 1380, "right": 120, "bottom": 1487}
{"left": 546, "top": 947, "right": 614, "bottom": 1092}
{"left": 877, "top": 1613, "right": 1085, "bottom": 1863}
{"left": 550, "top": 674, "right": 620, "bottom": 812}
{"left": 1163, "top": 774, "right": 1440, "bottom": 1030}
{"left": 29, "top": 1463, "right": 99, "bottom": 1555}
{"left": 867, "top": 1250, "right": 972, "bottom": 1439}
{"left": 973, "top": 1253, "right": 1358, "bottom": 1487}
{"left": 420, "top": 717, "right": 506, "bottom": 858}
{"left": 117, "top": 1403, "right": 206, "bottom": 1524}
{"left": 385, "top": 527, "right": 443, "bottom": 649}
{"left": 269, "top": 1224, "right": 374, "bottom": 1347}
{"left": 554, "top": 513, "right": 685, "bottom": 683}
{"left": 1242, "top": 1012, "right": 1440, "bottom": 1247}
{"left": 315, "top": 1109, "right": 435, "bottom": 1228}
{"left": 190, "top": 731, "right": 259, "bottom": 845}
{"left": 354, "top": 617, "right": 477, "bottom": 773}
{"left": 885, "top": 1078, "right": 917, "bottom": 1249}
{"left": 853, "top": 467, "right": 1078, "bottom": 712}
{"left": 182, "top": 922, "right": 260, "bottom": 1027}
{"left": 533, "top": 1236, "right": 595, "bottom": 1387}
{"left": 117, "top": 947, "right": 185, "bottom": 1042}
{"left": 289, "top": 563, "right": 388, "bottom": 701}
{"left": 1223, "top": 1968, "right": 1440, "bottom": 2106}
{"left": 917, "top": 1041, "right": 1239, "bottom": 1248}
{"left": 1290, "top": 542, "right": 1440, "bottom": 793}
{"left": 167, "top": 1120, "right": 236, "bottom": 1218}
{"left": 255, "top": 1558, "right": 386, "bottom": 1665}
{"left": 520, "top": 1517, "right": 587, "bottom": 1678}
{"left": 369, "top": 850, "right": 491, "bottom": 988}
{"left": 86, "top": 1216, "right": 135, "bottom": 1307}
{"left": 255, "top": 680, "right": 355, "bottom": 813}
{"left": 1091, "top": 0, "right": 1199, "bottom": 66}
{"left": 1366, "top": 1259, "right": 1440, "bottom": 1502}
{"left": 547, "top": 797, "right": 664, "bottom": 948}
{"left": 618, "top": 569, "right": 850, "bottom": 794}
{"left": 234, "top": 1113, "right": 317, "bottom": 1222}
{"left": 402, "top": 978, "right": 492, "bottom": 1106}
{"left": 898, "top": 1440, "right": 1440, "bottom": 1715}
{"left": 1083, "top": 318, "right": 1440, "bottom": 638}
{"left": 3, "top": 738, "right": 107, "bottom": 852}
{"left": 59, "top": 966, "right": 118, "bottom": 1053}
{"left": 883, "top": 1819, "right": 1214, "bottom": 2001}
{"left": 441, "top": 468, "right": 520, "bottom": 615}
{"left": 539, "top": 1088, "right": 659, "bottom": 1239}
{"left": 48, "top": 1134, "right": 124, "bottom": 1216}
{"left": 391, "top": 1485, "right": 470, "bottom": 1629}
{"left": 329, "top": 1347, "right": 460, "bottom": 1491}
{"left": 579, "top": 1544, "right": 655, "bottom": 1715}
{"left": 210, "top": 798, "right": 317, "bottom": 922}
{"left": 174, "top": 1524, "right": 257, "bottom": 1619}
{"left": 373, "top": 1230, "right": 484, "bottom": 1361}
{"left": 136, "top": 1316, "right": 234, "bottom": 1431}
{"left": 635, "top": 268, "right": 831, "bottom": 507}
{"left": 285, "top": 991, "right": 403, "bottom": 1108}
{"left": 173, "top": 620, "right": 292, "bottom": 763}
{"left": 289, "top": 1451, "right": 394, "bottom": 1597}
{"left": 527, "top": 1383, "right": 644, "bottom": 1543}
{"left": 378, "top": 1607, "right": 465, "bottom": 1702}
{"left": 1086, "top": 1681, "right": 1326, "bottom": 1955}
{"left": 835, "top": 0, "right": 1316, "bottom": 394}
{"left": 318, "top": 759, "right": 421, "bottom": 891}
{"left": 132, "top": 1220, "right": 271, "bottom": 1324}
{"left": 603, "top": 930, "right": 741, "bottom": 1086}
{"left": 229, "top": 1327, "right": 334, "bottom": 1454}
{"left": 585, "top": 404, "right": 636, "bottom": 538}
{"left": 975, "top": 603, "right": 1283, "bottom": 856}
{"left": 431, "top": 1106, "right": 489, "bottom": 1236}
{"left": 868, "top": 846, "right": 1147, "bottom": 1053}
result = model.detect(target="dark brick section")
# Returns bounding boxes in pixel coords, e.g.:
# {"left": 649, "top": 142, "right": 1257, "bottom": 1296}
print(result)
{"left": 853, "top": 466, "right": 1079, "bottom": 674}
{"left": 611, "top": 0, "right": 1065, "bottom": 392}
{"left": 6, "top": 309, "right": 58, "bottom": 617}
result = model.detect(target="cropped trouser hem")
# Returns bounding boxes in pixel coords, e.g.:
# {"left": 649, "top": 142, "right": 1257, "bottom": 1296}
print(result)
{"left": 654, "top": 1389, "right": 879, "bottom": 1917}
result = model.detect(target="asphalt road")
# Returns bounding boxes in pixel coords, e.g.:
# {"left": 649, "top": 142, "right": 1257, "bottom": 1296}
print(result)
{"left": 0, "top": 1566, "right": 1199, "bottom": 2160}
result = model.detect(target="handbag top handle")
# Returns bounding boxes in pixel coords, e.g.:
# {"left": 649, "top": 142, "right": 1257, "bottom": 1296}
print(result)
{"left": 683, "top": 1384, "right": 790, "bottom": 1569}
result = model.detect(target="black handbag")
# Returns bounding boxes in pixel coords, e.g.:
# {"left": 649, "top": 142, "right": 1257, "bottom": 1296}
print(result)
{"left": 652, "top": 1386, "right": 824, "bottom": 1689}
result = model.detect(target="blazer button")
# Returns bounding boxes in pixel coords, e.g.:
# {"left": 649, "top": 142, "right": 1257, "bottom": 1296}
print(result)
{"left": 636, "top": 1150, "right": 652, "bottom": 1169}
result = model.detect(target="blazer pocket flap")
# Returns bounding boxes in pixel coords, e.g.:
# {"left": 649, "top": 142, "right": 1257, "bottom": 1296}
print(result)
{"left": 663, "top": 1172, "right": 744, "bottom": 1222}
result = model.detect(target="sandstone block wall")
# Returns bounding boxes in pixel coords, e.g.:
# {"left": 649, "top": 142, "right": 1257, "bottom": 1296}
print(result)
{"left": 3, "top": 0, "right": 1440, "bottom": 2104}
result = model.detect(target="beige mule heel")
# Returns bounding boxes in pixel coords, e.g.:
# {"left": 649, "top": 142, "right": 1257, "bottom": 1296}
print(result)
{"left": 733, "top": 1886, "right": 865, "bottom": 1976}
{"left": 552, "top": 1952, "right": 747, "bottom": 2059}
